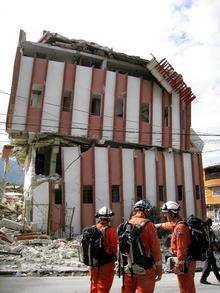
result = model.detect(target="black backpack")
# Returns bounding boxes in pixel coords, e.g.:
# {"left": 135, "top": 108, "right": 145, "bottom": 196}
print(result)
{"left": 117, "top": 219, "right": 154, "bottom": 272}
{"left": 185, "top": 215, "right": 209, "bottom": 261}
{"left": 81, "top": 225, "right": 116, "bottom": 267}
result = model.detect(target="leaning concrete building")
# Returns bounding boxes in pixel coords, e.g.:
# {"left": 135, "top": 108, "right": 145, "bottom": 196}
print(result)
{"left": 5, "top": 30, "right": 206, "bottom": 235}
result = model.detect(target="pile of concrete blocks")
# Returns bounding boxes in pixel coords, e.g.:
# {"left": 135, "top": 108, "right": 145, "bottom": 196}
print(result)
{"left": 0, "top": 237, "right": 87, "bottom": 277}
{"left": 0, "top": 216, "right": 87, "bottom": 276}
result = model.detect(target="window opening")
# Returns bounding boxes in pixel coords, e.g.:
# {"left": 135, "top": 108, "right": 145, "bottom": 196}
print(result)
{"left": 55, "top": 148, "right": 62, "bottom": 176}
{"left": 91, "top": 93, "right": 101, "bottom": 116}
{"left": 159, "top": 185, "right": 164, "bottom": 202}
{"left": 30, "top": 84, "right": 43, "bottom": 108}
{"left": 164, "top": 106, "right": 170, "bottom": 127}
{"left": 111, "top": 185, "right": 120, "bottom": 203}
{"left": 54, "top": 187, "right": 62, "bottom": 205}
{"left": 115, "top": 99, "right": 124, "bottom": 118}
{"left": 83, "top": 185, "right": 93, "bottom": 203}
{"left": 195, "top": 185, "right": 200, "bottom": 200}
{"left": 35, "top": 147, "right": 51, "bottom": 176}
{"left": 213, "top": 186, "right": 220, "bottom": 196}
{"left": 62, "top": 90, "right": 72, "bottom": 112}
{"left": 177, "top": 185, "right": 183, "bottom": 201}
{"left": 140, "top": 103, "right": 150, "bottom": 123}
{"left": 136, "top": 185, "right": 143, "bottom": 201}
{"left": 182, "top": 109, "right": 186, "bottom": 129}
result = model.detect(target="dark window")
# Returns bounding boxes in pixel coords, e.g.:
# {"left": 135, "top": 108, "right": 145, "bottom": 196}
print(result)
{"left": 55, "top": 149, "right": 62, "bottom": 176}
{"left": 112, "top": 185, "right": 120, "bottom": 202}
{"left": 54, "top": 187, "right": 62, "bottom": 204}
{"left": 182, "top": 109, "right": 186, "bottom": 129}
{"left": 83, "top": 185, "right": 93, "bottom": 203}
{"left": 177, "top": 185, "right": 183, "bottom": 201}
{"left": 140, "top": 103, "right": 150, "bottom": 123}
{"left": 136, "top": 186, "right": 143, "bottom": 201}
{"left": 115, "top": 99, "right": 124, "bottom": 118}
{"left": 30, "top": 84, "right": 43, "bottom": 108}
{"left": 62, "top": 90, "right": 72, "bottom": 112}
{"left": 36, "top": 53, "right": 47, "bottom": 59}
{"left": 164, "top": 106, "right": 170, "bottom": 127}
{"left": 91, "top": 93, "right": 101, "bottom": 116}
{"left": 195, "top": 185, "right": 200, "bottom": 200}
{"left": 205, "top": 166, "right": 220, "bottom": 180}
{"left": 35, "top": 147, "right": 51, "bottom": 176}
{"left": 159, "top": 185, "right": 164, "bottom": 202}
{"left": 213, "top": 186, "right": 220, "bottom": 196}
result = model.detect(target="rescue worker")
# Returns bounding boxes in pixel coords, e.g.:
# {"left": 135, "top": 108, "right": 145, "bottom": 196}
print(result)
{"left": 200, "top": 218, "right": 220, "bottom": 284}
{"left": 121, "top": 200, "right": 163, "bottom": 293}
{"left": 89, "top": 206, "right": 118, "bottom": 293}
{"left": 155, "top": 201, "right": 196, "bottom": 293}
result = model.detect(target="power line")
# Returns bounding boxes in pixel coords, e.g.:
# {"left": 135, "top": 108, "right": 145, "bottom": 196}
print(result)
{"left": 0, "top": 89, "right": 189, "bottom": 131}
{"left": 203, "top": 149, "right": 220, "bottom": 153}
{"left": 1, "top": 89, "right": 219, "bottom": 136}
{"left": 1, "top": 119, "right": 220, "bottom": 137}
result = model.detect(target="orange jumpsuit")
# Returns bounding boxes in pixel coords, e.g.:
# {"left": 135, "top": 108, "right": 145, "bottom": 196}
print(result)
{"left": 161, "top": 220, "right": 196, "bottom": 293}
{"left": 122, "top": 212, "right": 162, "bottom": 293}
{"left": 90, "top": 222, "right": 117, "bottom": 293}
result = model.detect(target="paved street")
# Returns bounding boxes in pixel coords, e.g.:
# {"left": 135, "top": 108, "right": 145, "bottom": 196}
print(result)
{"left": 0, "top": 272, "right": 220, "bottom": 293}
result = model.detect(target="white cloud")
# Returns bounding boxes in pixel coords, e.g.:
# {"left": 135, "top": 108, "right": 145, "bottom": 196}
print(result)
{"left": 0, "top": 0, "right": 219, "bottom": 164}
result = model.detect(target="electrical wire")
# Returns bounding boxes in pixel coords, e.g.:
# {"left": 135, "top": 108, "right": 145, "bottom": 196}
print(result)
{"left": 0, "top": 89, "right": 219, "bottom": 137}
{"left": 0, "top": 89, "right": 191, "bottom": 131}
{"left": 0, "top": 119, "right": 220, "bottom": 137}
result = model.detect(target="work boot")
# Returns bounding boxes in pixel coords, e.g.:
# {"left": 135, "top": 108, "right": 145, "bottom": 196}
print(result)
{"left": 200, "top": 280, "right": 212, "bottom": 285}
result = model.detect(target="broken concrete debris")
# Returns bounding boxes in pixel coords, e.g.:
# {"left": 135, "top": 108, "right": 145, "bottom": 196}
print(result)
{"left": 0, "top": 199, "right": 87, "bottom": 276}
{"left": 0, "top": 236, "right": 87, "bottom": 276}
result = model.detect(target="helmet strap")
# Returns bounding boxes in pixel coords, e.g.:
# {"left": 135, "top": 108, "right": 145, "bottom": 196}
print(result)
{"left": 168, "top": 210, "right": 179, "bottom": 219}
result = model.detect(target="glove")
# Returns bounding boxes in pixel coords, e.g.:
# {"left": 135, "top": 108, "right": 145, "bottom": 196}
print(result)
{"left": 155, "top": 265, "right": 163, "bottom": 281}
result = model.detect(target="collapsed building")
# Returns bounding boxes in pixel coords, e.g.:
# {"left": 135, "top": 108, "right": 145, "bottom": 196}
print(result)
{"left": 5, "top": 30, "right": 206, "bottom": 235}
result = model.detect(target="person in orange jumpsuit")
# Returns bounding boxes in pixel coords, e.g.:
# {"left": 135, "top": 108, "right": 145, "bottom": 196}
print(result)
{"left": 156, "top": 201, "right": 196, "bottom": 293}
{"left": 121, "top": 200, "right": 163, "bottom": 293}
{"left": 89, "top": 206, "right": 118, "bottom": 293}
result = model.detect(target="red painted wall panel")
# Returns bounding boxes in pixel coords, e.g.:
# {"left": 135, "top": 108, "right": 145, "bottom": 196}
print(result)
{"left": 88, "top": 68, "right": 106, "bottom": 139}
{"left": 191, "top": 153, "right": 203, "bottom": 218}
{"left": 7, "top": 47, "right": 21, "bottom": 130}
{"left": 156, "top": 151, "right": 167, "bottom": 208}
{"left": 185, "top": 104, "right": 191, "bottom": 150}
{"left": 81, "top": 147, "right": 95, "bottom": 228}
{"left": 180, "top": 102, "right": 187, "bottom": 151}
{"left": 49, "top": 181, "right": 64, "bottom": 235}
{"left": 198, "top": 153, "right": 206, "bottom": 218}
{"left": 133, "top": 150, "right": 145, "bottom": 205}
{"left": 26, "top": 58, "right": 48, "bottom": 132}
{"left": 108, "top": 148, "right": 123, "bottom": 227}
{"left": 162, "top": 90, "right": 172, "bottom": 148}
{"left": 59, "top": 63, "right": 76, "bottom": 135}
{"left": 113, "top": 73, "right": 127, "bottom": 142}
{"left": 139, "top": 79, "right": 152, "bottom": 145}
{"left": 174, "top": 152, "right": 186, "bottom": 218}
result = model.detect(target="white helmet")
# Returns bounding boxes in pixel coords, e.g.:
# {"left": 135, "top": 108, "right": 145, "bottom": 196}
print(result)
{"left": 161, "top": 201, "right": 180, "bottom": 214}
{"left": 95, "top": 206, "right": 114, "bottom": 218}
{"left": 133, "top": 200, "right": 151, "bottom": 212}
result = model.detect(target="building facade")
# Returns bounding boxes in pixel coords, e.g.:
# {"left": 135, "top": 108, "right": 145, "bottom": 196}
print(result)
{"left": 6, "top": 30, "right": 206, "bottom": 235}
{"left": 204, "top": 164, "right": 220, "bottom": 222}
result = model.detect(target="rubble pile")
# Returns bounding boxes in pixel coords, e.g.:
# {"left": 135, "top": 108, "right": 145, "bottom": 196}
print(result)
{"left": 0, "top": 218, "right": 87, "bottom": 276}
{"left": 0, "top": 191, "right": 23, "bottom": 222}
{"left": 0, "top": 233, "right": 87, "bottom": 276}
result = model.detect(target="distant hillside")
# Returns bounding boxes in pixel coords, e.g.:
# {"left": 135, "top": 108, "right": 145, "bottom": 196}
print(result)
{"left": 0, "top": 158, "right": 24, "bottom": 185}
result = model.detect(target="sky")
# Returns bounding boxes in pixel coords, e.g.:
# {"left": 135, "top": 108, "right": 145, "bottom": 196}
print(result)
{"left": 0, "top": 0, "right": 219, "bottom": 166}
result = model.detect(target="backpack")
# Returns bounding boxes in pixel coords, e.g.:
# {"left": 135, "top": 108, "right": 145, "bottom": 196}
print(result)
{"left": 81, "top": 225, "right": 116, "bottom": 267}
{"left": 117, "top": 219, "right": 154, "bottom": 273}
{"left": 184, "top": 215, "right": 209, "bottom": 261}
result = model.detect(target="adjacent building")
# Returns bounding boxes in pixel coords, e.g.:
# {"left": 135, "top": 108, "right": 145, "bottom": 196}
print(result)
{"left": 5, "top": 30, "right": 206, "bottom": 235}
{"left": 204, "top": 164, "right": 220, "bottom": 222}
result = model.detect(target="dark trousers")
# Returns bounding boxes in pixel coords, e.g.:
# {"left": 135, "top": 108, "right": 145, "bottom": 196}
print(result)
{"left": 201, "top": 252, "right": 220, "bottom": 281}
